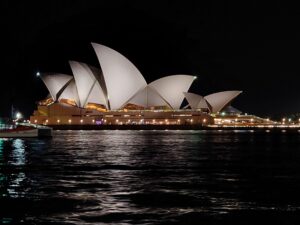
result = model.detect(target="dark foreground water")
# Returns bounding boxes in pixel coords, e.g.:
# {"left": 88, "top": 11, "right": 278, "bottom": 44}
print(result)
{"left": 1, "top": 130, "right": 300, "bottom": 225}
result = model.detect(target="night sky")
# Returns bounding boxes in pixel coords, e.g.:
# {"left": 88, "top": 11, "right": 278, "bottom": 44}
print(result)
{"left": 1, "top": 1, "right": 300, "bottom": 118}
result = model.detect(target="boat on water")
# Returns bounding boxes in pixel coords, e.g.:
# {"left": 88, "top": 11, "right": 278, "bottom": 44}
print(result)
{"left": 0, "top": 122, "right": 52, "bottom": 138}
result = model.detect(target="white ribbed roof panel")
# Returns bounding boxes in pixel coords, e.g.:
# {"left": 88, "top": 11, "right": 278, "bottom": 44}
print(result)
{"left": 127, "top": 87, "right": 148, "bottom": 107}
{"left": 204, "top": 90, "right": 242, "bottom": 113}
{"left": 127, "top": 86, "right": 169, "bottom": 108}
{"left": 183, "top": 92, "right": 203, "bottom": 109}
{"left": 40, "top": 74, "right": 73, "bottom": 101}
{"left": 86, "top": 82, "right": 107, "bottom": 106}
{"left": 147, "top": 86, "right": 170, "bottom": 107}
{"left": 198, "top": 98, "right": 211, "bottom": 110}
{"left": 149, "top": 75, "right": 195, "bottom": 109}
{"left": 91, "top": 43, "right": 147, "bottom": 110}
{"left": 59, "top": 79, "right": 80, "bottom": 106}
{"left": 69, "top": 61, "right": 107, "bottom": 108}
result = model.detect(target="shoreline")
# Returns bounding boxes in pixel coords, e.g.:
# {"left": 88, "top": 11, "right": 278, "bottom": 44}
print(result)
{"left": 49, "top": 124, "right": 300, "bottom": 132}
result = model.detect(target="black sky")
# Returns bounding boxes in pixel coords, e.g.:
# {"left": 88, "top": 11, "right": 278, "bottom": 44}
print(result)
{"left": 1, "top": 0, "right": 300, "bottom": 118}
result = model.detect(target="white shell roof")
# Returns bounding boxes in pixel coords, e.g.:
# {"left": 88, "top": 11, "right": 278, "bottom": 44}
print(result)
{"left": 127, "top": 86, "right": 169, "bottom": 108}
{"left": 149, "top": 75, "right": 195, "bottom": 109}
{"left": 40, "top": 74, "right": 73, "bottom": 101}
{"left": 69, "top": 61, "right": 107, "bottom": 108}
{"left": 92, "top": 43, "right": 147, "bottom": 110}
{"left": 183, "top": 92, "right": 203, "bottom": 109}
{"left": 58, "top": 79, "right": 80, "bottom": 106}
{"left": 183, "top": 92, "right": 211, "bottom": 110}
{"left": 204, "top": 90, "right": 242, "bottom": 113}
{"left": 198, "top": 98, "right": 211, "bottom": 110}
{"left": 41, "top": 44, "right": 241, "bottom": 112}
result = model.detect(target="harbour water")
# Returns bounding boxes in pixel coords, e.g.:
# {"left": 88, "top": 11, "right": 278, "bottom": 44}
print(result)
{"left": 1, "top": 130, "right": 300, "bottom": 224}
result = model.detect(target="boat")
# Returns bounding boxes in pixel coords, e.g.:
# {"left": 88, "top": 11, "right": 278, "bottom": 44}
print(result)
{"left": 0, "top": 122, "right": 52, "bottom": 138}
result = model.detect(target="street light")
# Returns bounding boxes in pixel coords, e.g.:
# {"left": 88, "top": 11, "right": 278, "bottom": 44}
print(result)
{"left": 36, "top": 72, "right": 40, "bottom": 77}
{"left": 15, "top": 112, "right": 22, "bottom": 120}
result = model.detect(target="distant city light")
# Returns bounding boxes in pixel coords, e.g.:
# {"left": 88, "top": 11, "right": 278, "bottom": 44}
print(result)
{"left": 15, "top": 112, "right": 22, "bottom": 120}
{"left": 36, "top": 72, "right": 40, "bottom": 77}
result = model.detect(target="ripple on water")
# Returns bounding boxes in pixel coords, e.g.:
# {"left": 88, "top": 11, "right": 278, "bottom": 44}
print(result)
{"left": 1, "top": 130, "right": 300, "bottom": 224}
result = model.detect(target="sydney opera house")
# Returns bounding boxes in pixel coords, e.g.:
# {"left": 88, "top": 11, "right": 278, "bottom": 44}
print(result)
{"left": 30, "top": 43, "right": 265, "bottom": 127}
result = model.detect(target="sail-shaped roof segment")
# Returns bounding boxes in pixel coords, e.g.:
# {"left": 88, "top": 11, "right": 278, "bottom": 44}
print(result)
{"left": 40, "top": 74, "right": 73, "bottom": 101}
{"left": 58, "top": 79, "right": 80, "bottom": 106}
{"left": 183, "top": 92, "right": 203, "bottom": 109}
{"left": 126, "top": 86, "right": 170, "bottom": 108}
{"left": 69, "top": 61, "right": 107, "bottom": 108}
{"left": 149, "top": 75, "right": 195, "bottom": 109}
{"left": 91, "top": 43, "right": 147, "bottom": 110}
{"left": 88, "top": 65, "right": 108, "bottom": 105}
{"left": 183, "top": 92, "right": 211, "bottom": 110}
{"left": 198, "top": 98, "right": 211, "bottom": 110}
{"left": 204, "top": 90, "right": 242, "bottom": 113}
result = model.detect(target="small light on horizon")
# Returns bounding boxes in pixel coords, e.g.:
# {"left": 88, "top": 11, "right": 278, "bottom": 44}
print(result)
{"left": 36, "top": 72, "right": 41, "bottom": 77}
{"left": 15, "top": 112, "right": 22, "bottom": 120}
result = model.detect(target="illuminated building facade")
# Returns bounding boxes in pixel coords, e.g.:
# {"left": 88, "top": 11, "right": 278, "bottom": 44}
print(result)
{"left": 30, "top": 43, "right": 252, "bottom": 127}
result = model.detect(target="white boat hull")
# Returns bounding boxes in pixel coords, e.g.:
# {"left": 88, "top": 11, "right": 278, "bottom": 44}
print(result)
{"left": 0, "top": 128, "right": 38, "bottom": 138}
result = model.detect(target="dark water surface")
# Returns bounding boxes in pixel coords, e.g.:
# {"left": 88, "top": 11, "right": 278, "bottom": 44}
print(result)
{"left": 1, "top": 130, "right": 300, "bottom": 224}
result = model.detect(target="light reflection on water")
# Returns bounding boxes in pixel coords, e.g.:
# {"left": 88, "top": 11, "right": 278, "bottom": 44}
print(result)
{"left": 0, "top": 130, "right": 300, "bottom": 224}
{"left": 0, "top": 139, "right": 29, "bottom": 199}
{"left": 11, "top": 139, "right": 26, "bottom": 166}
